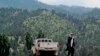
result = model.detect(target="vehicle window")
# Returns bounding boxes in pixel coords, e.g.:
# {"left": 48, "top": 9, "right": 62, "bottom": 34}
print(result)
{"left": 38, "top": 39, "right": 52, "bottom": 42}
{"left": 38, "top": 40, "right": 41, "bottom": 42}
{"left": 42, "top": 40, "right": 45, "bottom": 42}
{"left": 45, "top": 40, "right": 48, "bottom": 42}
{"left": 48, "top": 40, "right": 51, "bottom": 42}
{"left": 44, "top": 40, "right": 51, "bottom": 42}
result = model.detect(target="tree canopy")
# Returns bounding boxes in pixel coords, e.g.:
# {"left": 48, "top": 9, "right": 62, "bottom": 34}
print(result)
{"left": 0, "top": 33, "right": 10, "bottom": 56}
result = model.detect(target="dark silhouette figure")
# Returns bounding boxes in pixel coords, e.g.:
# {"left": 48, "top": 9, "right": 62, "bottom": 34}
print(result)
{"left": 66, "top": 33, "right": 75, "bottom": 56}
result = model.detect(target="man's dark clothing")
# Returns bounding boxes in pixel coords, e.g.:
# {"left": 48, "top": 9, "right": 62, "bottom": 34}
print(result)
{"left": 66, "top": 36, "right": 75, "bottom": 56}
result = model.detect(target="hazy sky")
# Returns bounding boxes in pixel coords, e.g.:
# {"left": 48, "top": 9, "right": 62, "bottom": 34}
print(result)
{"left": 38, "top": 0, "right": 100, "bottom": 8}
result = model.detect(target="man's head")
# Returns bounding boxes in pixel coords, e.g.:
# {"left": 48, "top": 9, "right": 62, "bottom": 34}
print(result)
{"left": 69, "top": 33, "right": 74, "bottom": 38}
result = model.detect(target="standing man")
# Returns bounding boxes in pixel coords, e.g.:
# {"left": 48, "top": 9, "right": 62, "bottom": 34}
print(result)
{"left": 66, "top": 33, "right": 75, "bottom": 56}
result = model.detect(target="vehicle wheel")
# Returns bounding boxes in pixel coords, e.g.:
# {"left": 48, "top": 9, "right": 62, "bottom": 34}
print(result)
{"left": 32, "top": 52, "right": 36, "bottom": 56}
{"left": 53, "top": 55, "right": 58, "bottom": 56}
{"left": 36, "top": 51, "right": 40, "bottom": 56}
{"left": 54, "top": 52, "right": 59, "bottom": 56}
{"left": 33, "top": 54, "right": 36, "bottom": 56}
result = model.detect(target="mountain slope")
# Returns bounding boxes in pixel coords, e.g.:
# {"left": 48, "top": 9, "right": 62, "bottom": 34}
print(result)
{"left": 0, "top": 0, "right": 93, "bottom": 15}
{"left": 56, "top": 5, "right": 92, "bottom": 15}
{"left": 0, "top": 8, "right": 100, "bottom": 56}
{"left": 0, "top": 0, "right": 53, "bottom": 9}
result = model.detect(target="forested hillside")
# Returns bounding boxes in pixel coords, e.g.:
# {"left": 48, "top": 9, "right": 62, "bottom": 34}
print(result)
{"left": 0, "top": 0, "right": 93, "bottom": 15}
{"left": 0, "top": 8, "right": 100, "bottom": 56}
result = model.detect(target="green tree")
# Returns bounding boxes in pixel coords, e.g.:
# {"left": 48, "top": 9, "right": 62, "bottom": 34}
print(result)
{"left": 37, "top": 30, "right": 45, "bottom": 38}
{"left": 25, "top": 32, "right": 32, "bottom": 50}
{"left": 0, "top": 33, "right": 10, "bottom": 56}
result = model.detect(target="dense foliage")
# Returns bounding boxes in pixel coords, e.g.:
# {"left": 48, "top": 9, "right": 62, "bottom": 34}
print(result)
{"left": 25, "top": 32, "right": 32, "bottom": 50}
{"left": 37, "top": 30, "right": 45, "bottom": 38}
{"left": 0, "top": 33, "right": 10, "bottom": 56}
{"left": 0, "top": 8, "right": 100, "bottom": 56}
